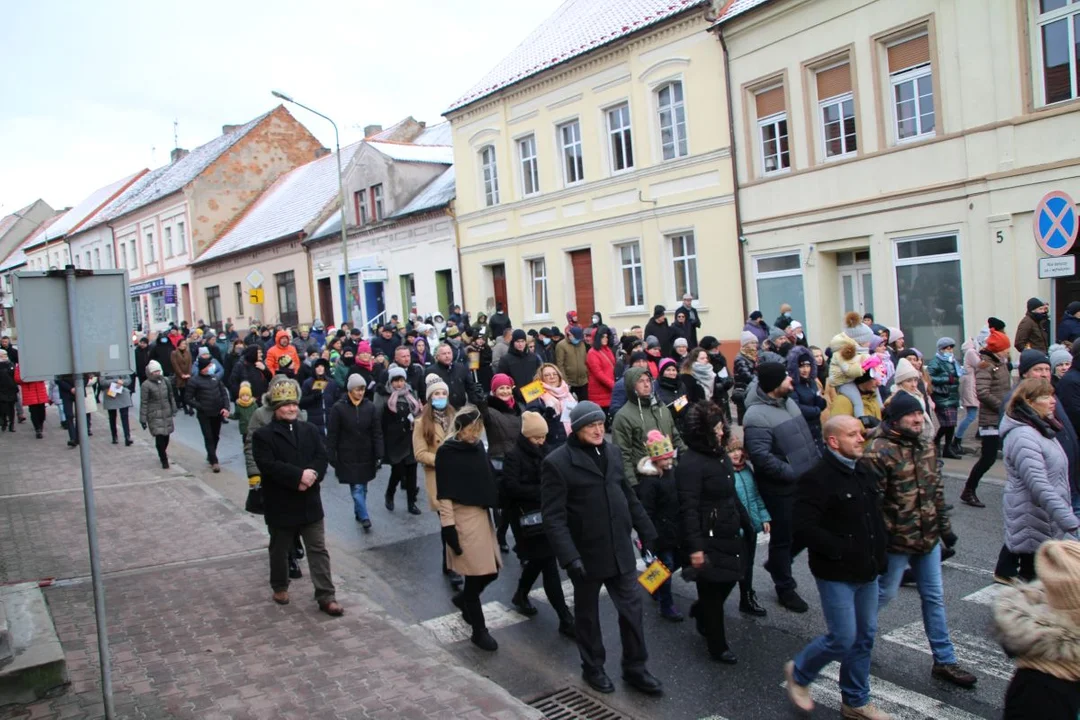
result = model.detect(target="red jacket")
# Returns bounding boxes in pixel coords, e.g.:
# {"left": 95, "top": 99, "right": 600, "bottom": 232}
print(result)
{"left": 585, "top": 346, "right": 616, "bottom": 408}
{"left": 15, "top": 365, "right": 48, "bottom": 406}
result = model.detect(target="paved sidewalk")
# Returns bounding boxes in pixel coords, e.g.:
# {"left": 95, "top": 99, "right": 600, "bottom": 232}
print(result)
{"left": 0, "top": 408, "right": 541, "bottom": 720}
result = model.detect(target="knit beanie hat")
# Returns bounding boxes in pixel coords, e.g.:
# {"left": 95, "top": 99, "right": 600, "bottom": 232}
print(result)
{"left": 238, "top": 381, "right": 253, "bottom": 402}
{"left": 267, "top": 377, "right": 301, "bottom": 409}
{"left": 658, "top": 357, "right": 676, "bottom": 376}
{"left": 885, "top": 390, "right": 924, "bottom": 423}
{"left": 645, "top": 429, "right": 675, "bottom": 460}
{"left": 425, "top": 373, "right": 450, "bottom": 400}
{"left": 521, "top": 411, "right": 548, "bottom": 439}
{"left": 868, "top": 336, "right": 884, "bottom": 351}
{"left": 490, "top": 373, "right": 514, "bottom": 393}
{"left": 757, "top": 361, "right": 787, "bottom": 393}
{"left": 1051, "top": 347, "right": 1072, "bottom": 373}
{"left": 1028, "top": 297, "right": 1047, "bottom": 313}
{"left": 768, "top": 326, "right": 786, "bottom": 343}
{"left": 988, "top": 316, "right": 1006, "bottom": 332}
{"left": 893, "top": 357, "right": 920, "bottom": 385}
{"left": 749, "top": 310, "right": 763, "bottom": 321}
{"left": 985, "top": 329, "right": 1010, "bottom": 354}
{"left": 740, "top": 331, "right": 758, "bottom": 347}
{"left": 197, "top": 354, "right": 213, "bottom": 371}
{"left": 387, "top": 366, "right": 407, "bottom": 383}
{"left": 646, "top": 335, "right": 660, "bottom": 349}
{"left": 936, "top": 337, "right": 956, "bottom": 352}
{"left": 146, "top": 360, "right": 162, "bottom": 375}
{"left": 570, "top": 401, "right": 606, "bottom": 431}
{"left": 888, "top": 327, "right": 904, "bottom": 344}
{"left": 1036, "top": 541, "right": 1080, "bottom": 625}
{"left": 1019, "top": 349, "right": 1051, "bottom": 377}
{"left": 673, "top": 337, "right": 688, "bottom": 349}
{"left": 198, "top": 345, "right": 211, "bottom": 356}
{"left": 844, "top": 312, "right": 874, "bottom": 345}
{"left": 357, "top": 340, "right": 372, "bottom": 354}
{"left": 347, "top": 374, "right": 367, "bottom": 392}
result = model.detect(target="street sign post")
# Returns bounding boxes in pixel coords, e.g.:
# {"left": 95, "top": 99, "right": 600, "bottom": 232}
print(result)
{"left": 1033, "top": 190, "right": 1078, "bottom": 257}
{"left": 245, "top": 269, "right": 264, "bottom": 288}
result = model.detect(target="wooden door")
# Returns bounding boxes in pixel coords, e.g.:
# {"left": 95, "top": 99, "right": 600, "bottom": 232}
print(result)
{"left": 318, "top": 278, "right": 333, "bottom": 326}
{"left": 491, "top": 264, "right": 507, "bottom": 311}
{"left": 570, "top": 249, "right": 594, "bottom": 322}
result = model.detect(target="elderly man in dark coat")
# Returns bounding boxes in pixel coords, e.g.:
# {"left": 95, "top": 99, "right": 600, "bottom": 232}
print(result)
{"left": 252, "top": 378, "right": 342, "bottom": 616}
{"left": 541, "top": 401, "right": 663, "bottom": 697}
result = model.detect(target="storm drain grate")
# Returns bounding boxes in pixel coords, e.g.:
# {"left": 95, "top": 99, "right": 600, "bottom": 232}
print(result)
{"left": 530, "top": 687, "right": 630, "bottom": 720}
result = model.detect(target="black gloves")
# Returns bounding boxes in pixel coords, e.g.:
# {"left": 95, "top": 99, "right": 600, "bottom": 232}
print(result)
{"left": 858, "top": 415, "right": 881, "bottom": 430}
{"left": 640, "top": 539, "right": 658, "bottom": 559}
{"left": 565, "top": 558, "right": 587, "bottom": 583}
{"left": 442, "top": 525, "right": 463, "bottom": 555}
{"left": 141, "top": 422, "right": 148, "bottom": 430}
{"left": 942, "top": 531, "right": 958, "bottom": 548}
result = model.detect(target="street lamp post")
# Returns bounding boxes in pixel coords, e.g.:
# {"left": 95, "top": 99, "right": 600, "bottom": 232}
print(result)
{"left": 270, "top": 90, "right": 357, "bottom": 327}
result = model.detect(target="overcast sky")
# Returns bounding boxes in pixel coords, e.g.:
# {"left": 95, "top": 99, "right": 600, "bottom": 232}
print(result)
{"left": 0, "top": 0, "right": 564, "bottom": 214}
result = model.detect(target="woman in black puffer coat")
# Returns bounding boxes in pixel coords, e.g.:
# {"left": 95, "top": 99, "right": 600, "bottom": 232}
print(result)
{"left": 501, "top": 412, "right": 575, "bottom": 636}
{"left": 677, "top": 401, "right": 753, "bottom": 665}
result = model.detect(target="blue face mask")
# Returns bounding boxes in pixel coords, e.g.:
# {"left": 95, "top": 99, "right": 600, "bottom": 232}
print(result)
{"left": 542, "top": 337, "right": 551, "bottom": 345}
{"left": 784, "top": 311, "right": 792, "bottom": 318}
{"left": 431, "top": 397, "right": 448, "bottom": 410}
{"left": 569, "top": 337, "right": 581, "bottom": 346}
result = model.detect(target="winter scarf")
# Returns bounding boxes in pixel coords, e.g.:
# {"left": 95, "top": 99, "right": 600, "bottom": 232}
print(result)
{"left": 356, "top": 357, "right": 374, "bottom": 372}
{"left": 540, "top": 380, "right": 578, "bottom": 433}
{"left": 996, "top": 581, "right": 1080, "bottom": 681}
{"left": 691, "top": 361, "right": 715, "bottom": 401}
{"left": 389, "top": 386, "right": 422, "bottom": 416}
{"left": 935, "top": 351, "right": 965, "bottom": 377}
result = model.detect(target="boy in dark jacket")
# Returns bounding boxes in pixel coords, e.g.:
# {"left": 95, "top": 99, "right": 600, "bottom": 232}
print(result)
{"left": 381, "top": 366, "right": 422, "bottom": 514}
{"left": 635, "top": 430, "right": 682, "bottom": 621}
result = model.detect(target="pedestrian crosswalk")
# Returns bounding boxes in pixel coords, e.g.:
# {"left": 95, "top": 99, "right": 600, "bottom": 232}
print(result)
{"left": 881, "top": 621, "right": 1014, "bottom": 681}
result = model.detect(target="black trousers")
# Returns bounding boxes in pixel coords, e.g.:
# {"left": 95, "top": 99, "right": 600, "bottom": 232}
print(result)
{"left": 571, "top": 570, "right": 647, "bottom": 674}
{"left": 28, "top": 404, "right": 46, "bottom": 432}
{"left": 0, "top": 401, "right": 13, "bottom": 428}
{"left": 460, "top": 573, "right": 498, "bottom": 632}
{"left": 155, "top": 434, "right": 170, "bottom": 460}
{"left": 386, "top": 462, "right": 418, "bottom": 503}
{"left": 518, "top": 556, "right": 569, "bottom": 613}
{"left": 964, "top": 433, "right": 1000, "bottom": 494}
{"left": 696, "top": 579, "right": 737, "bottom": 657}
{"left": 268, "top": 519, "right": 335, "bottom": 601}
{"left": 995, "top": 545, "right": 1036, "bottom": 582}
{"left": 108, "top": 407, "right": 131, "bottom": 441}
{"left": 739, "top": 536, "right": 758, "bottom": 592}
{"left": 197, "top": 414, "right": 223, "bottom": 464}
{"left": 760, "top": 491, "right": 802, "bottom": 593}
{"left": 571, "top": 384, "right": 588, "bottom": 402}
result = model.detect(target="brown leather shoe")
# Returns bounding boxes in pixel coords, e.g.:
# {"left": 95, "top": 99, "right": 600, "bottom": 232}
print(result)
{"left": 319, "top": 600, "right": 345, "bottom": 617}
{"left": 272, "top": 590, "right": 289, "bottom": 605}
{"left": 932, "top": 662, "right": 977, "bottom": 687}
{"left": 211, "top": 463, "right": 221, "bottom": 473}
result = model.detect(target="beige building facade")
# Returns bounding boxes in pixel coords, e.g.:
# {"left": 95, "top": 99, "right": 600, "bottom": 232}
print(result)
{"left": 445, "top": 0, "right": 744, "bottom": 342}
{"left": 717, "top": 0, "right": 1080, "bottom": 352}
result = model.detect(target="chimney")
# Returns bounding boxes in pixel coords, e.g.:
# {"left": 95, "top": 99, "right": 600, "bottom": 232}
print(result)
{"left": 364, "top": 124, "right": 383, "bottom": 138}
{"left": 314, "top": 147, "right": 332, "bottom": 159}
{"left": 170, "top": 148, "right": 189, "bottom": 163}
{"left": 222, "top": 124, "right": 243, "bottom": 135}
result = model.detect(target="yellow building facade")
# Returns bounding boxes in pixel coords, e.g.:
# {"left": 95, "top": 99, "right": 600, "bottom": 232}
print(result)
{"left": 445, "top": 0, "right": 744, "bottom": 343}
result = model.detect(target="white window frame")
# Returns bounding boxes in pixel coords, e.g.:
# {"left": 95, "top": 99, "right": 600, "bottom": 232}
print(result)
{"left": 176, "top": 221, "right": 186, "bottom": 253}
{"left": 93, "top": 248, "right": 101, "bottom": 269}
{"left": 164, "top": 226, "right": 174, "bottom": 257}
{"left": 605, "top": 102, "right": 635, "bottom": 173}
{"left": 144, "top": 229, "right": 155, "bottom": 263}
{"left": 518, "top": 134, "right": 540, "bottom": 197}
{"left": 526, "top": 257, "right": 549, "bottom": 317}
{"left": 753, "top": 251, "right": 803, "bottom": 281}
{"left": 104, "top": 244, "right": 112, "bottom": 268}
{"left": 84, "top": 251, "right": 91, "bottom": 269}
{"left": 890, "top": 62, "right": 935, "bottom": 143}
{"left": 356, "top": 190, "right": 369, "bottom": 225}
{"left": 819, "top": 92, "right": 857, "bottom": 160}
{"left": 480, "top": 145, "right": 500, "bottom": 207}
{"left": 758, "top": 112, "right": 790, "bottom": 175}
{"left": 1033, "top": 0, "right": 1080, "bottom": 107}
{"left": 119, "top": 242, "right": 127, "bottom": 271}
{"left": 128, "top": 242, "right": 137, "bottom": 271}
{"left": 656, "top": 81, "right": 688, "bottom": 160}
{"left": 616, "top": 241, "right": 646, "bottom": 310}
{"left": 373, "top": 184, "right": 384, "bottom": 221}
{"left": 558, "top": 120, "right": 584, "bottom": 186}
{"left": 669, "top": 232, "right": 698, "bottom": 301}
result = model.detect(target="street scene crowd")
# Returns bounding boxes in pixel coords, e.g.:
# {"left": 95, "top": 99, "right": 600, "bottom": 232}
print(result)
{"left": 4, "top": 293, "right": 1080, "bottom": 719}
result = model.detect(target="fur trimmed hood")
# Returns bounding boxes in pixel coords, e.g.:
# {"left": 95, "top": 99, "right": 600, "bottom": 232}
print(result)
{"left": 995, "top": 581, "right": 1080, "bottom": 681}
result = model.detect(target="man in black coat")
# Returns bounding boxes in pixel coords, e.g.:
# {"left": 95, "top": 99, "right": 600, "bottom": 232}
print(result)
{"left": 326, "top": 375, "right": 384, "bottom": 531}
{"left": 541, "top": 401, "right": 663, "bottom": 697}
{"left": 134, "top": 336, "right": 151, "bottom": 389}
{"left": 229, "top": 345, "right": 271, "bottom": 401}
{"left": 497, "top": 329, "right": 542, "bottom": 390}
{"left": 149, "top": 335, "right": 175, "bottom": 377}
{"left": 426, "top": 343, "right": 482, "bottom": 409}
{"left": 784, "top": 415, "right": 887, "bottom": 717}
{"left": 252, "top": 378, "right": 342, "bottom": 616}
{"left": 487, "top": 303, "right": 512, "bottom": 340}
{"left": 644, "top": 305, "right": 680, "bottom": 357}
{"left": 376, "top": 345, "right": 425, "bottom": 401}
{"left": 185, "top": 355, "right": 231, "bottom": 472}
{"left": 370, "top": 324, "right": 402, "bottom": 360}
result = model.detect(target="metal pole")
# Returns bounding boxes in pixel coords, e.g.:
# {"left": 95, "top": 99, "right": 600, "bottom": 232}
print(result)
{"left": 65, "top": 267, "right": 114, "bottom": 718}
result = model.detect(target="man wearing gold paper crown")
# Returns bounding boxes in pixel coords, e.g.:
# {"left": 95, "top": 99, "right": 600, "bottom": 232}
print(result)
{"left": 252, "top": 376, "right": 343, "bottom": 616}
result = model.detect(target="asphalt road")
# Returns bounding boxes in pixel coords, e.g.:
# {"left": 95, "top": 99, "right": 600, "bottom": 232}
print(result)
{"left": 153, "top": 395, "right": 1009, "bottom": 720}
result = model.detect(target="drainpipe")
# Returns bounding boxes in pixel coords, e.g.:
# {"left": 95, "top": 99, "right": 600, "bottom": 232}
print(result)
{"left": 447, "top": 202, "right": 466, "bottom": 315}
{"left": 718, "top": 28, "right": 749, "bottom": 322}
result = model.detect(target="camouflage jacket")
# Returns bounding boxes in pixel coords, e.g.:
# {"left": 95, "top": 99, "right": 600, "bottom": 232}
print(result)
{"left": 864, "top": 421, "right": 951, "bottom": 554}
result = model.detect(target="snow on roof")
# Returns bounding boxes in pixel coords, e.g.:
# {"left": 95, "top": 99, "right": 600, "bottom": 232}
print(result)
{"left": 392, "top": 166, "right": 456, "bottom": 218}
{"left": 30, "top": 171, "right": 145, "bottom": 247}
{"left": 196, "top": 142, "right": 363, "bottom": 263}
{"left": 309, "top": 211, "right": 341, "bottom": 243}
{"left": 446, "top": 0, "right": 707, "bottom": 113}
{"left": 0, "top": 214, "right": 65, "bottom": 271}
{"left": 712, "top": 0, "right": 772, "bottom": 25}
{"left": 367, "top": 141, "right": 453, "bottom": 164}
{"left": 414, "top": 122, "right": 452, "bottom": 146}
{"left": 0, "top": 201, "right": 36, "bottom": 240}
{"left": 87, "top": 110, "right": 273, "bottom": 227}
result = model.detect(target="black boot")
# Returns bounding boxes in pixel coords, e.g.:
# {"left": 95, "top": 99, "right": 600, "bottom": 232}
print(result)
{"left": 739, "top": 588, "right": 767, "bottom": 616}
{"left": 556, "top": 607, "right": 575, "bottom": 638}
{"left": 511, "top": 587, "right": 538, "bottom": 616}
{"left": 689, "top": 601, "right": 706, "bottom": 636}
{"left": 111, "top": 434, "right": 118, "bottom": 444}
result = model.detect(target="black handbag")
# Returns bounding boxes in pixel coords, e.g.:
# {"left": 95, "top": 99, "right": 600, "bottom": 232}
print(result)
{"left": 245, "top": 486, "right": 265, "bottom": 515}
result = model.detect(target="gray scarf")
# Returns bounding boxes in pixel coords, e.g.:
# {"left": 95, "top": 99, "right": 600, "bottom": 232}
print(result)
{"left": 691, "top": 362, "right": 715, "bottom": 401}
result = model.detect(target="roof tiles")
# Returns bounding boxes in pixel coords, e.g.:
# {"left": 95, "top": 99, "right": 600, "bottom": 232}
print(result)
{"left": 445, "top": 0, "right": 707, "bottom": 113}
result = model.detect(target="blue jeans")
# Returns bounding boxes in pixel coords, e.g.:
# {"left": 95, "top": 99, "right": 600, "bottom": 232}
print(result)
{"left": 350, "top": 483, "right": 369, "bottom": 521}
{"left": 1072, "top": 491, "right": 1080, "bottom": 517}
{"left": 955, "top": 406, "right": 978, "bottom": 441}
{"left": 655, "top": 550, "right": 677, "bottom": 611}
{"left": 877, "top": 543, "right": 956, "bottom": 665}
{"left": 793, "top": 577, "right": 879, "bottom": 708}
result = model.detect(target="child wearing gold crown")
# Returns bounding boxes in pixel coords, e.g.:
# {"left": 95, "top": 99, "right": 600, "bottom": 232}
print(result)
{"left": 636, "top": 429, "right": 683, "bottom": 621}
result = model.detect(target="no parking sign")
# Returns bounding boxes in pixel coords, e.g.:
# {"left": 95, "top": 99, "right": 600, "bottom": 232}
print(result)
{"left": 1033, "top": 190, "right": 1078, "bottom": 257}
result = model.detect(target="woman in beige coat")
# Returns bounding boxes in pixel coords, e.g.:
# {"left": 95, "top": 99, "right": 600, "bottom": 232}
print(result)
{"left": 412, "top": 376, "right": 460, "bottom": 590}
{"left": 434, "top": 405, "right": 502, "bottom": 651}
